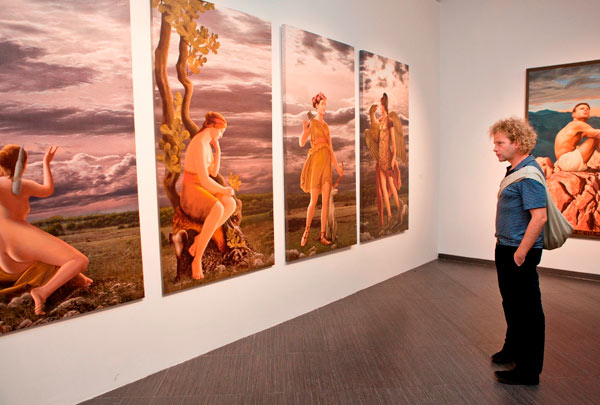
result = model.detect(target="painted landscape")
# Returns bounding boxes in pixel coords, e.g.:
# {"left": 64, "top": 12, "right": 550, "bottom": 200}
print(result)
{"left": 0, "top": 0, "right": 144, "bottom": 334}
{"left": 0, "top": 212, "right": 143, "bottom": 333}
{"left": 281, "top": 25, "right": 357, "bottom": 262}
{"left": 151, "top": 1, "right": 274, "bottom": 293}
{"left": 527, "top": 60, "right": 600, "bottom": 237}
{"left": 359, "top": 51, "right": 409, "bottom": 243}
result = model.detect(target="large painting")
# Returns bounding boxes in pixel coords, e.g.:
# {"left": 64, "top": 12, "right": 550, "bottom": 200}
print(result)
{"left": 527, "top": 59, "right": 600, "bottom": 238}
{"left": 359, "top": 51, "right": 409, "bottom": 242}
{"left": 281, "top": 25, "right": 357, "bottom": 262}
{"left": 0, "top": 0, "right": 144, "bottom": 334}
{"left": 151, "top": 1, "right": 274, "bottom": 293}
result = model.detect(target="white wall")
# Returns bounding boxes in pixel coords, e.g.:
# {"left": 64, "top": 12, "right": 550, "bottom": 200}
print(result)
{"left": 0, "top": 0, "right": 440, "bottom": 404}
{"left": 439, "top": 0, "right": 600, "bottom": 275}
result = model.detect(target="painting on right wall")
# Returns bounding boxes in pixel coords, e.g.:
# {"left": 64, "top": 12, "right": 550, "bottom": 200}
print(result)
{"left": 359, "top": 51, "right": 409, "bottom": 242}
{"left": 527, "top": 59, "right": 600, "bottom": 238}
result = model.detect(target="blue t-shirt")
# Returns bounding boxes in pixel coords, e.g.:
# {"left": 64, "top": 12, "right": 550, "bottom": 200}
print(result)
{"left": 496, "top": 155, "right": 546, "bottom": 248}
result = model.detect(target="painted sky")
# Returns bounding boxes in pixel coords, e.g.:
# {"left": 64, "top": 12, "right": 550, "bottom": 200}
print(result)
{"left": 358, "top": 51, "right": 409, "bottom": 182}
{"left": 0, "top": 0, "right": 138, "bottom": 221}
{"left": 528, "top": 62, "right": 600, "bottom": 116}
{"left": 281, "top": 25, "right": 355, "bottom": 194}
{"left": 151, "top": 5, "right": 272, "bottom": 204}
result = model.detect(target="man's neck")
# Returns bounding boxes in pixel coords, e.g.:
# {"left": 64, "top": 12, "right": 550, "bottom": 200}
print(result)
{"left": 508, "top": 153, "right": 528, "bottom": 170}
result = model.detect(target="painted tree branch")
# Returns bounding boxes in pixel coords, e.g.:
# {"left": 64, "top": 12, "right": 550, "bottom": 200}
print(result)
{"left": 153, "top": 0, "right": 259, "bottom": 282}
{"left": 176, "top": 38, "right": 200, "bottom": 136}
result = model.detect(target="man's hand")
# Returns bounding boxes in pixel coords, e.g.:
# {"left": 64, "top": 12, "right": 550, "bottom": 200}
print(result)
{"left": 513, "top": 250, "right": 526, "bottom": 267}
{"left": 513, "top": 207, "right": 547, "bottom": 267}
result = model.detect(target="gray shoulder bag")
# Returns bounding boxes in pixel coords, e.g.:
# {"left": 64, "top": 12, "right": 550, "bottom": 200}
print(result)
{"left": 498, "top": 165, "right": 573, "bottom": 250}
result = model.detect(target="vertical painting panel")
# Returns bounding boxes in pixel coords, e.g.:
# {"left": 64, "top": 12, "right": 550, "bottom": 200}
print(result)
{"left": 0, "top": 0, "right": 144, "bottom": 334}
{"left": 359, "top": 51, "right": 409, "bottom": 242}
{"left": 527, "top": 60, "right": 600, "bottom": 238}
{"left": 281, "top": 25, "right": 357, "bottom": 262}
{"left": 151, "top": 2, "right": 274, "bottom": 293}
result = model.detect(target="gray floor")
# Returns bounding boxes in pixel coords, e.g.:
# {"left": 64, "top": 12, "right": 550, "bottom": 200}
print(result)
{"left": 82, "top": 259, "right": 600, "bottom": 404}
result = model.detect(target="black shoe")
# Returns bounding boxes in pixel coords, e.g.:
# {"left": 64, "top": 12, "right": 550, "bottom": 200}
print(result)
{"left": 491, "top": 349, "right": 514, "bottom": 365}
{"left": 494, "top": 369, "right": 539, "bottom": 385}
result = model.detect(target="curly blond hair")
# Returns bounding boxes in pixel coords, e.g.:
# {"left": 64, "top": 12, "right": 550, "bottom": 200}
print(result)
{"left": 489, "top": 118, "right": 537, "bottom": 154}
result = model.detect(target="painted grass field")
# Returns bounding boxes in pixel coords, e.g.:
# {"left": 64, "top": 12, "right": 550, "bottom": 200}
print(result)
{"left": 360, "top": 184, "right": 408, "bottom": 241}
{"left": 0, "top": 212, "right": 144, "bottom": 334}
{"left": 285, "top": 190, "right": 357, "bottom": 260}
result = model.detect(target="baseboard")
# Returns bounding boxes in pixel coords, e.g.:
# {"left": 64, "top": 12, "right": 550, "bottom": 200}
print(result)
{"left": 438, "top": 253, "right": 600, "bottom": 282}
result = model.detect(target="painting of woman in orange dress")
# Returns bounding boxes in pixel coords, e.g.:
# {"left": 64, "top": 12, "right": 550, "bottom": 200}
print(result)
{"left": 299, "top": 93, "right": 344, "bottom": 247}
{"left": 282, "top": 25, "right": 357, "bottom": 261}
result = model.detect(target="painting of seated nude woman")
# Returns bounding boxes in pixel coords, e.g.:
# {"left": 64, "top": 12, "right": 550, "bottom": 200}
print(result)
{"left": 151, "top": 1, "right": 275, "bottom": 292}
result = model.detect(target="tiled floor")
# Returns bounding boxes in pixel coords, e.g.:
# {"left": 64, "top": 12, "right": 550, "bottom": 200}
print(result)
{"left": 82, "top": 259, "right": 600, "bottom": 404}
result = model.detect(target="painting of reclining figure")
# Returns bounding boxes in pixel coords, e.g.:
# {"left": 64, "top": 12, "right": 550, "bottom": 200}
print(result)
{"left": 359, "top": 51, "right": 409, "bottom": 242}
{"left": 0, "top": 0, "right": 144, "bottom": 334}
{"left": 527, "top": 59, "right": 600, "bottom": 238}
{"left": 281, "top": 25, "right": 357, "bottom": 262}
{"left": 151, "top": 1, "right": 274, "bottom": 292}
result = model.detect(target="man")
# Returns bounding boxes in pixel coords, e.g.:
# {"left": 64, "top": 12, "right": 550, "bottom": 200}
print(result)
{"left": 554, "top": 102, "right": 600, "bottom": 171}
{"left": 490, "top": 118, "right": 548, "bottom": 385}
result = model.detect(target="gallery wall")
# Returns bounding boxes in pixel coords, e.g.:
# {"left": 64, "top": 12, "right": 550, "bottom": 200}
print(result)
{"left": 0, "top": 0, "right": 440, "bottom": 404}
{"left": 438, "top": 0, "right": 600, "bottom": 275}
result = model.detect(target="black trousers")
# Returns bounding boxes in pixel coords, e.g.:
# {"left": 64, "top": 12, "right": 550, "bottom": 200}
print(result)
{"left": 495, "top": 244, "right": 545, "bottom": 375}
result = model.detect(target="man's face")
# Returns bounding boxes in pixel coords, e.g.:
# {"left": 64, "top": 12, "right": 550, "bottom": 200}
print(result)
{"left": 572, "top": 104, "right": 591, "bottom": 121}
{"left": 493, "top": 132, "right": 517, "bottom": 163}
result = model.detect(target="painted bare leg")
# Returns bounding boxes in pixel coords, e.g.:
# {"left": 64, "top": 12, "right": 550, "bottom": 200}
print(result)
{"left": 217, "top": 195, "right": 236, "bottom": 228}
{"left": 191, "top": 242, "right": 204, "bottom": 280}
{"left": 578, "top": 138, "right": 599, "bottom": 164}
{"left": 30, "top": 288, "right": 47, "bottom": 316}
{"left": 319, "top": 184, "right": 332, "bottom": 245}
{"left": 190, "top": 202, "right": 224, "bottom": 280}
{"left": 71, "top": 273, "right": 93, "bottom": 288}
{"left": 387, "top": 177, "right": 401, "bottom": 224}
{"left": 304, "top": 189, "right": 318, "bottom": 245}
{"left": 30, "top": 255, "right": 89, "bottom": 315}
{"left": 379, "top": 172, "right": 392, "bottom": 225}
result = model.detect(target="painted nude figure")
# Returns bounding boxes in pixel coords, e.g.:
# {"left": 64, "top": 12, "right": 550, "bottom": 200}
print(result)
{"left": 0, "top": 144, "right": 91, "bottom": 315}
{"left": 181, "top": 112, "right": 236, "bottom": 279}
{"left": 554, "top": 102, "right": 600, "bottom": 171}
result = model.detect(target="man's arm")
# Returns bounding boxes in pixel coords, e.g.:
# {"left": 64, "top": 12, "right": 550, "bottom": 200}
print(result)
{"left": 573, "top": 121, "right": 600, "bottom": 138}
{"left": 514, "top": 207, "right": 547, "bottom": 266}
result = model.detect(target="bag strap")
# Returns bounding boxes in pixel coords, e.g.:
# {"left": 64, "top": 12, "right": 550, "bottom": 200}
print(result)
{"left": 498, "top": 165, "right": 545, "bottom": 198}
{"left": 497, "top": 163, "right": 573, "bottom": 250}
